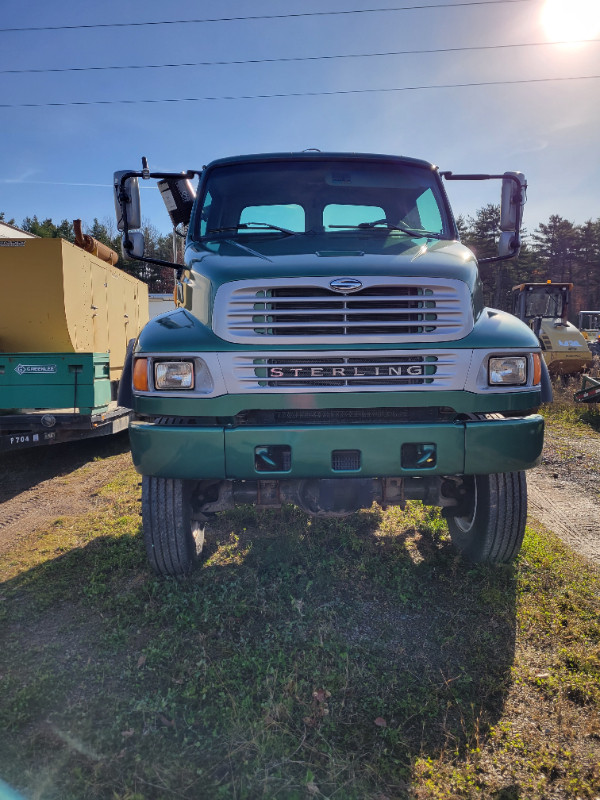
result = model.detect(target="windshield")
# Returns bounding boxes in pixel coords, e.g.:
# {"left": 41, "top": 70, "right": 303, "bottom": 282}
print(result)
{"left": 194, "top": 159, "right": 453, "bottom": 242}
{"left": 524, "top": 287, "right": 567, "bottom": 318}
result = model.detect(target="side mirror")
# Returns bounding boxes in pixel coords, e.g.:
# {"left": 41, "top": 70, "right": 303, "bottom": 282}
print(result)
{"left": 121, "top": 231, "right": 145, "bottom": 260}
{"left": 498, "top": 230, "right": 519, "bottom": 258}
{"left": 114, "top": 170, "right": 142, "bottom": 231}
{"left": 500, "top": 171, "right": 526, "bottom": 232}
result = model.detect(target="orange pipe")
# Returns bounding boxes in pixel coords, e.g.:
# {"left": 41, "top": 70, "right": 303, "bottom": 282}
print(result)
{"left": 73, "top": 219, "right": 119, "bottom": 266}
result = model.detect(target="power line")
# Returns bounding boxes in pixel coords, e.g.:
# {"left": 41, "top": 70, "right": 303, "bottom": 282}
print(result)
{"left": 2, "top": 39, "right": 598, "bottom": 76}
{"left": 0, "top": 74, "right": 597, "bottom": 108}
{"left": 0, "top": 0, "right": 535, "bottom": 34}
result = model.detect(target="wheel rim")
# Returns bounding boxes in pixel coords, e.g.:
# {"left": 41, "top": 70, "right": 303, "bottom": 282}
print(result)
{"left": 453, "top": 477, "right": 477, "bottom": 533}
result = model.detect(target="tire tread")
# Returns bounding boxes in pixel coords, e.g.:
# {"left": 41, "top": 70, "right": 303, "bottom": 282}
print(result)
{"left": 141, "top": 475, "right": 197, "bottom": 576}
{"left": 448, "top": 471, "right": 527, "bottom": 564}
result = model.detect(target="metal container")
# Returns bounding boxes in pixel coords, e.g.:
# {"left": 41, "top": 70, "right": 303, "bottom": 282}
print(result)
{"left": 0, "top": 237, "right": 148, "bottom": 381}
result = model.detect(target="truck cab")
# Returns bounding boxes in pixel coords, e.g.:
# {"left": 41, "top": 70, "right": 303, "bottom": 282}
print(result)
{"left": 115, "top": 152, "right": 546, "bottom": 575}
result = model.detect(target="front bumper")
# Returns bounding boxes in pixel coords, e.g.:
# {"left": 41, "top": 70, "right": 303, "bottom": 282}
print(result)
{"left": 129, "top": 414, "right": 544, "bottom": 480}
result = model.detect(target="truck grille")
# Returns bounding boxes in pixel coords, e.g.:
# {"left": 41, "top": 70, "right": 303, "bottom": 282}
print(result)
{"left": 253, "top": 355, "right": 436, "bottom": 387}
{"left": 213, "top": 277, "right": 472, "bottom": 344}
{"left": 228, "top": 351, "right": 460, "bottom": 392}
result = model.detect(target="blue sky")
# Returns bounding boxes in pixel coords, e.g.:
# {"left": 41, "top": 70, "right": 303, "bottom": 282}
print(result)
{"left": 1, "top": 0, "right": 599, "bottom": 237}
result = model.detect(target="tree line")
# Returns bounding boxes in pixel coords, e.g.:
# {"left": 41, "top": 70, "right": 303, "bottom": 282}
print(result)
{"left": 2, "top": 209, "right": 600, "bottom": 316}
{"left": 457, "top": 207, "right": 600, "bottom": 316}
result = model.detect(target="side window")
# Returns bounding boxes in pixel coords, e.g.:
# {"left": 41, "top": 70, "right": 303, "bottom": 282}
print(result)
{"left": 323, "top": 204, "right": 385, "bottom": 230}
{"left": 415, "top": 189, "right": 443, "bottom": 233}
{"left": 240, "top": 204, "right": 305, "bottom": 232}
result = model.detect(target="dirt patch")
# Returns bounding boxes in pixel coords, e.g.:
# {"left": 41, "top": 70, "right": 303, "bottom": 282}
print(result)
{"left": 527, "top": 424, "right": 600, "bottom": 565}
{"left": 0, "top": 433, "right": 133, "bottom": 557}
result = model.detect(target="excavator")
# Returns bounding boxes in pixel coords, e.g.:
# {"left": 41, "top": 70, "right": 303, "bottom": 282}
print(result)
{"left": 511, "top": 281, "right": 592, "bottom": 379}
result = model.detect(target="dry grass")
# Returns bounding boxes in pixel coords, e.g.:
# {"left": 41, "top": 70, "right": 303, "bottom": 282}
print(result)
{"left": 0, "top": 440, "right": 599, "bottom": 799}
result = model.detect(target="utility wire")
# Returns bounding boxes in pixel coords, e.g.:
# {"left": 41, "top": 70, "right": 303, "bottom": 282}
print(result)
{"left": 2, "top": 39, "right": 598, "bottom": 76}
{"left": 0, "top": 0, "right": 535, "bottom": 33}
{"left": 0, "top": 74, "right": 597, "bottom": 108}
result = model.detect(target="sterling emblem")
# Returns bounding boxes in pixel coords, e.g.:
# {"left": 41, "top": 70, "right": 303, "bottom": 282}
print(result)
{"left": 329, "top": 278, "right": 363, "bottom": 293}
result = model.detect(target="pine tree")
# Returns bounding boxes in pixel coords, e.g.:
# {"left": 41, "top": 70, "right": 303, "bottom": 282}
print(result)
{"left": 531, "top": 215, "right": 577, "bottom": 282}
{"left": 20, "top": 216, "right": 74, "bottom": 242}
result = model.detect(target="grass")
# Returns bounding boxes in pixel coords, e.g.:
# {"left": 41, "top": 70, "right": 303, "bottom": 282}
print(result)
{"left": 543, "top": 358, "right": 600, "bottom": 432}
{"left": 542, "top": 391, "right": 600, "bottom": 433}
{"left": 0, "top": 436, "right": 599, "bottom": 799}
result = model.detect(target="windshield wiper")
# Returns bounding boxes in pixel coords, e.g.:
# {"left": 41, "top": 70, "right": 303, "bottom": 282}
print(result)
{"left": 329, "top": 219, "right": 446, "bottom": 239}
{"left": 218, "top": 238, "right": 273, "bottom": 262}
{"left": 206, "top": 221, "right": 299, "bottom": 237}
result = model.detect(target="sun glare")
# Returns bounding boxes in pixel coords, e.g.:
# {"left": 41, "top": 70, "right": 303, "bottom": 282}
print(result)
{"left": 542, "top": 0, "right": 600, "bottom": 43}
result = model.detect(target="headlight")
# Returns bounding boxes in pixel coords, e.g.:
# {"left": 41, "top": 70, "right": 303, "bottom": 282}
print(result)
{"left": 488, "top": 356, "right": 527, "bottom": 385}
{"left": 155, "top": 361, "right": 195, "bottom": 390}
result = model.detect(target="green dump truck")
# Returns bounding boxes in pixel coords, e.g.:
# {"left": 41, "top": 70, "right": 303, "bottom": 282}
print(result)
{"left": 114, "top": 152, "right": 549, "bottom": 576}
{"left": 0, "top": 229, "right": 148, "bottom": 451}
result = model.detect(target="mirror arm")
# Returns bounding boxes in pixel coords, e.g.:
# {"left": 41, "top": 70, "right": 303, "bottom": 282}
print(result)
{"left": 479, "top": 251, "right": 519, "bottom": 264}
{"left": 440, "top": 172, "right": 508, "bottom": 181}
{"left": 120, "top": 169, "right": 200, "bottom": 184}
{"left": 121, "top": 247, "right": 185, "bottom": 279}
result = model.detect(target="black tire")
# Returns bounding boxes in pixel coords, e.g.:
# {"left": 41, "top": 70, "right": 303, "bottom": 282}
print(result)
{"left": 447, "top": 472, "right": 527, "bottom": 564}
{"left": 141, "top": 475, "right": 205, "bottom": 576}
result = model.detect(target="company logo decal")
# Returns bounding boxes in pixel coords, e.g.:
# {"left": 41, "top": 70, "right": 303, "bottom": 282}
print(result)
{"left": 14, "top": 364, "right": 57, "bottom": 375}
{"left": 329, "top": 278, "right": 363, "bottom": 293}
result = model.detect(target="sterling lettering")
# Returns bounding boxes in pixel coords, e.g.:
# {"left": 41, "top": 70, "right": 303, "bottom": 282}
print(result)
{"left": 268, "top": 364, "right": 424, "bottom": 378}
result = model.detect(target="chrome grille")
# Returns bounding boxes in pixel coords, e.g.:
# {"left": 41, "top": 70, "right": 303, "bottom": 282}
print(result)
{"left": 253, "top": 355, "right": 436, "bottom": 387}
{"left": 213, "top": 277, "right": 472, "bottom": 344}
{"left": 228, "top": 351, "right": 460, "bottom": 392}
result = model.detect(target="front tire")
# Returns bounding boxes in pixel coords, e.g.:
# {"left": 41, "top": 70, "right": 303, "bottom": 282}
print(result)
{"left": 141, "top": 475, "right": 205, "bottom": 576}
{"left": 447, "top": 472, "right": 527, "bottom": 563}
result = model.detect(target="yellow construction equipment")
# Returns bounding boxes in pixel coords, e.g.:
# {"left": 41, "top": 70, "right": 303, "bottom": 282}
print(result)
{"left": 0, "top": 228, "right": 148, "bottom": 450}
{"left": 511, "top": 281, "right": 592, "bottom": 378}
{"left": 0, "top": 231, "right": 147, "bottom": 382}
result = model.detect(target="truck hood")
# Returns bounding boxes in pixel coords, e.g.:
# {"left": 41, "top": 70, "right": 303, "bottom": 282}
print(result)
{"left": 179, "top": 237, "right": 485, "bottom": 334}
{"left": 185, "top": 238, "right": 481, "bottom": 301}
{"left": 186, "top": 237, "right": 477, "bottom": 285}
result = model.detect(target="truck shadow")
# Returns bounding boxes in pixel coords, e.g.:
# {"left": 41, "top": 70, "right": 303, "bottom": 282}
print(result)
{"left": 0, "top": 505, "right": 517, "bottom": 798}
{"left": 0, "top": 431, "right": 131, "bottom": 503}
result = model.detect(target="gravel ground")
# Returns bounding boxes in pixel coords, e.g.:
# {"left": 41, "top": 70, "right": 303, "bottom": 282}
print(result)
{"left": 527, "top": 419, "right": 600, "bottom": 564}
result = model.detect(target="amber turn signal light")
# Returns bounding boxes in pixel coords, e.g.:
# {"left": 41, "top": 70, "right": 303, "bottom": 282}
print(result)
{"left": 133, "top": 358, "right": 149, "bottom": 391}
{"left": 532, "top": 353, "right": 542, "bottom": 386}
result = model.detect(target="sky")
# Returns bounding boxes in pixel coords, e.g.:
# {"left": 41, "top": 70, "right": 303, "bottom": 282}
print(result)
{"left": 1, "top": 0, "right": 599, "bottom": 238}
